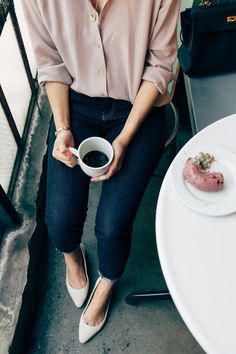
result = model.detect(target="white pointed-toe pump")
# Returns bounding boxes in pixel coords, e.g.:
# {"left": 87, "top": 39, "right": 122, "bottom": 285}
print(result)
{"left": 78, "top": 276, "right": 112, "bottom": 344}
{"left": 66, "top": 243, "right": 89, "bottom": 308}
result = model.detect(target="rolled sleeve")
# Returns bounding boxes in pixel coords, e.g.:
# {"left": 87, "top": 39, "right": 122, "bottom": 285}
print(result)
{"left": 38, "top": 63, "right": 72, "bottom": 88}
{"left": 142, "top": 0, "right": 181, "bottom": 94}
{"left": 21, "top": 0, "right": 72, "bottom": 87}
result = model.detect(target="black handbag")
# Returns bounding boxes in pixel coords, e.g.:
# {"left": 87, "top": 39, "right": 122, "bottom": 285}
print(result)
{"left": 178, "top": 0, "right": 236, "bottom": 76}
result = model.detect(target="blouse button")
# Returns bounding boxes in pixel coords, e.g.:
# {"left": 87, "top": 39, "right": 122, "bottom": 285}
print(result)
{"left": 90, "top": 13, "right": 97, "bottom": 22}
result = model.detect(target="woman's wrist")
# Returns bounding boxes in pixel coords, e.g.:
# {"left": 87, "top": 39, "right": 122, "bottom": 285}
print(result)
{"left": 55, "top": 128, "right": 73, "bottom": 140}
{"left": 55, "top": 126, "right": 71, "bottom": 137}
{"left": 116, "top": 113, "right": 141, "bottom": 147}
{"left": 115, "top": 131, "right": 133, "bottom": 148}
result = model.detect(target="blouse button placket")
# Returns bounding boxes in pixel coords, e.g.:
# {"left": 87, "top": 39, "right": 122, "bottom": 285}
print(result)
{"left": 89, "top": 6, "right": 108, "bottom": 96}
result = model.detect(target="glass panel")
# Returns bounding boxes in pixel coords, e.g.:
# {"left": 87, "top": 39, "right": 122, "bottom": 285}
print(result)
{"left": 14, "top": 0, "right": 37, "bottom": 77}
{"left": 0, "top": 105, "right": 17, "bottom": 193}
{"left": 0, "top": 14, "right": 32, "bottom": 137}
{"left": 181, "top": 0, "right": 193, "bottom": 11}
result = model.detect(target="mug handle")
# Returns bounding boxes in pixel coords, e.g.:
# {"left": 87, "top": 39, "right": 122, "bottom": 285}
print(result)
{"left": 69, "top": 147, "right": 80, "bottom": 160}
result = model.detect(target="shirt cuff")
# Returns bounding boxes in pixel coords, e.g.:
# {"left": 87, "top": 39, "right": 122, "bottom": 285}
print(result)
{"left": 142, "top": 66, "right": 175, "bottom": 95}
{"left": 38, "top": 63, "right": 73, "bottom": 87}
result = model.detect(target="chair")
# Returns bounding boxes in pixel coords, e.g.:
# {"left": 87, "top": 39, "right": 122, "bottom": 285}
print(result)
{"left": 164, "top": 102, "right": 179, "bottom": 163}
{"left": 125, "top": 101, "right": 179, "bottom": 305}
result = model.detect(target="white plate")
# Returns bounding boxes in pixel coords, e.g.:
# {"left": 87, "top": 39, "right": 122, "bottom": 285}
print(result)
{"left": 170, "top": 145, "right": 236, "bottom": 216}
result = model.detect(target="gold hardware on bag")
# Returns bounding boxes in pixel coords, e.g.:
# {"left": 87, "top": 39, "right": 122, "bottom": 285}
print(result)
{"left": 227, "top": 16, "right": 236, "bottom": 23}
{"left": 199, "top": 0, "right": 212, "bottom": 7}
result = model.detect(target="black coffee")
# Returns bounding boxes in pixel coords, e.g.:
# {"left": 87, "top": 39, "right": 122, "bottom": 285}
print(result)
{"left": 82, "top": 151, "right": 109, "bottom": 168}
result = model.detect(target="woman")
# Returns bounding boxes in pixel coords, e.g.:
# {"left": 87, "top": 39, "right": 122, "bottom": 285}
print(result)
{"left": 22, "top": 0, "right": 180, "bottom": 343}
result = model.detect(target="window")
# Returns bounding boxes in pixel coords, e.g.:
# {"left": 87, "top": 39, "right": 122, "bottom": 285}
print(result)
{"left": 0, "top": 0, "right": 38, "bottom": 229}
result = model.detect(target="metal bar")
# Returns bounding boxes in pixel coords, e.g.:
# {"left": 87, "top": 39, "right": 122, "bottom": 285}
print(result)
{"left": 183, "top": 74, "right": 197, "bottom": 135}
{"left": 0, "top": 84, "right": 22, "bottom": 146}
{"left": 125, "top": 291, "right": 172, "bottom": 305}
{"left": 0, "top": 3, "right": 7, "bottom": 34}
{"left": 9, "top": 1, "right": 37, "bottom": 93}
{"left": 0, "top": 0, "right": 11, "bottom": 8}
{"left": 0, "top": 184, "right": 21, "bottom": 227}
{"left": 0, "top": 0, "right": 11, "bottom": 35}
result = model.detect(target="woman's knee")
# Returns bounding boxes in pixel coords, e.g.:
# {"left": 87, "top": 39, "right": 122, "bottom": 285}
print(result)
{"left": 45, "top": 208, "right": 86, "bottom": 251}
{"left": 95, "top": 215, "right": 132, "bottom": 244}
{"left": 46, "top": 213, "right": 72, "bottom": 235}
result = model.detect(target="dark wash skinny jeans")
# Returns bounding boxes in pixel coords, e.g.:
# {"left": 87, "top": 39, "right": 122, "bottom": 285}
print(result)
{"left": 45, "top": 88, "right": 167, "bottom": 280}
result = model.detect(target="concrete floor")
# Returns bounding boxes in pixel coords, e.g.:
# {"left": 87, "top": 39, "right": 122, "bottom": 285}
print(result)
{"left": 26, "top": 126, "right": 204, "bottom": 354}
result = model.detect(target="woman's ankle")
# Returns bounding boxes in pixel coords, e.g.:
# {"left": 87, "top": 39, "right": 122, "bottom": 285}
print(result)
{"left": 98, "top": 278, "right": 114, "bottom": 293}
{"left": 64, "top": 246, "right": 83, "bottom": 266}
{"left": 83, "top": 279, "right": 112, "bottom": 325}
{"left": 64, "top": 248, "right": 87, "bottom": 288}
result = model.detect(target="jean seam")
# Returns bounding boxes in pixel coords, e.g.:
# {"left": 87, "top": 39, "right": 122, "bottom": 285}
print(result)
{"left": 101, "top": 100, "right": 116, "bottom": 121}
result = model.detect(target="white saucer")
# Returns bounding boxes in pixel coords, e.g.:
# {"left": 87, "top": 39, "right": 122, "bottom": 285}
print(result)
{"left": 170, "top": 145, "right": 236, "bottom": 216}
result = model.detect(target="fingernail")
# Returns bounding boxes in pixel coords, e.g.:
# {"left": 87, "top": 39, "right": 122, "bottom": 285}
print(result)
{"left": 66, "top": 151, "right": 73, "bottom": 157}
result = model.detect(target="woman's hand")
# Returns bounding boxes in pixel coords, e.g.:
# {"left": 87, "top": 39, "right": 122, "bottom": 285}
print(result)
{"left": 52, "top": 130, "right": 77, "bottom": 168}
{"left": 91, "top": 138, "right": 127, "bottom": 182}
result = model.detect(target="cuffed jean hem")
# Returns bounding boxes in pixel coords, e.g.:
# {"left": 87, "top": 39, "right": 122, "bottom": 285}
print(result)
{"left": 55, "top": 242, "right": 81, "bottom": 254}
{"left": 98, "top": 270, "right": 119, "bottom": 284}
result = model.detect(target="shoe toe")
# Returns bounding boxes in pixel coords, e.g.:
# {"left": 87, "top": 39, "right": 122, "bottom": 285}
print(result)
{"left": 78, "top": 317, "right": 96, "bottom": 344}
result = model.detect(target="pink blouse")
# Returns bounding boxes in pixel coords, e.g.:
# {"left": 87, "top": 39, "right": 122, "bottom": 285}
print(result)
{"left": 21, "top": 0, "right": 180, "bottom": 106}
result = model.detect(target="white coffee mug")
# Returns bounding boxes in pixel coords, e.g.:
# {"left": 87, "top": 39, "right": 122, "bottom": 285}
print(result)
{"left": 69, "top": 137, "right": 114, "bottom": 177}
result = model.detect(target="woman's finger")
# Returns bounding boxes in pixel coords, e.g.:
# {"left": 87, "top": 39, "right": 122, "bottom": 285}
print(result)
{"left": 53, "top": 150, "right": 70, "bottom": 161}
{"left": 91, "top": 163, "right": 119, "bottom": 182}
{"left": 63, "top": 160, "right": 77, "bottom": 168}
{"left": 66, "top": 150, "right": 73, "bottom": 158}
{"left": 107, "top": 158, "right": 122, "bottom": 175}
{"left": 54, "top": 152, "right": 77, "bottom": 167}
{"left": 91, "top": 174, "right": 108, "bottom": 182}
{"left": 90, "top": 142, "right": 125, "bottom": 182}
{"left": 53, "top": 148, "right": 76, "bottom": 162}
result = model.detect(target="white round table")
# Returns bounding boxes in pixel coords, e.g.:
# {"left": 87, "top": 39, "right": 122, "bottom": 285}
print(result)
{"left": 156, "top": 114, "right": 236, "bottom": 354}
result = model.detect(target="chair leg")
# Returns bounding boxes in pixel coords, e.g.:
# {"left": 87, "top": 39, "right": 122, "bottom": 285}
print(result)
{"left": 169, "top": 138, "right": 177, "bottom": 164}
{"left": 125, "top": 290, "right": 172, "bottom": 305}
